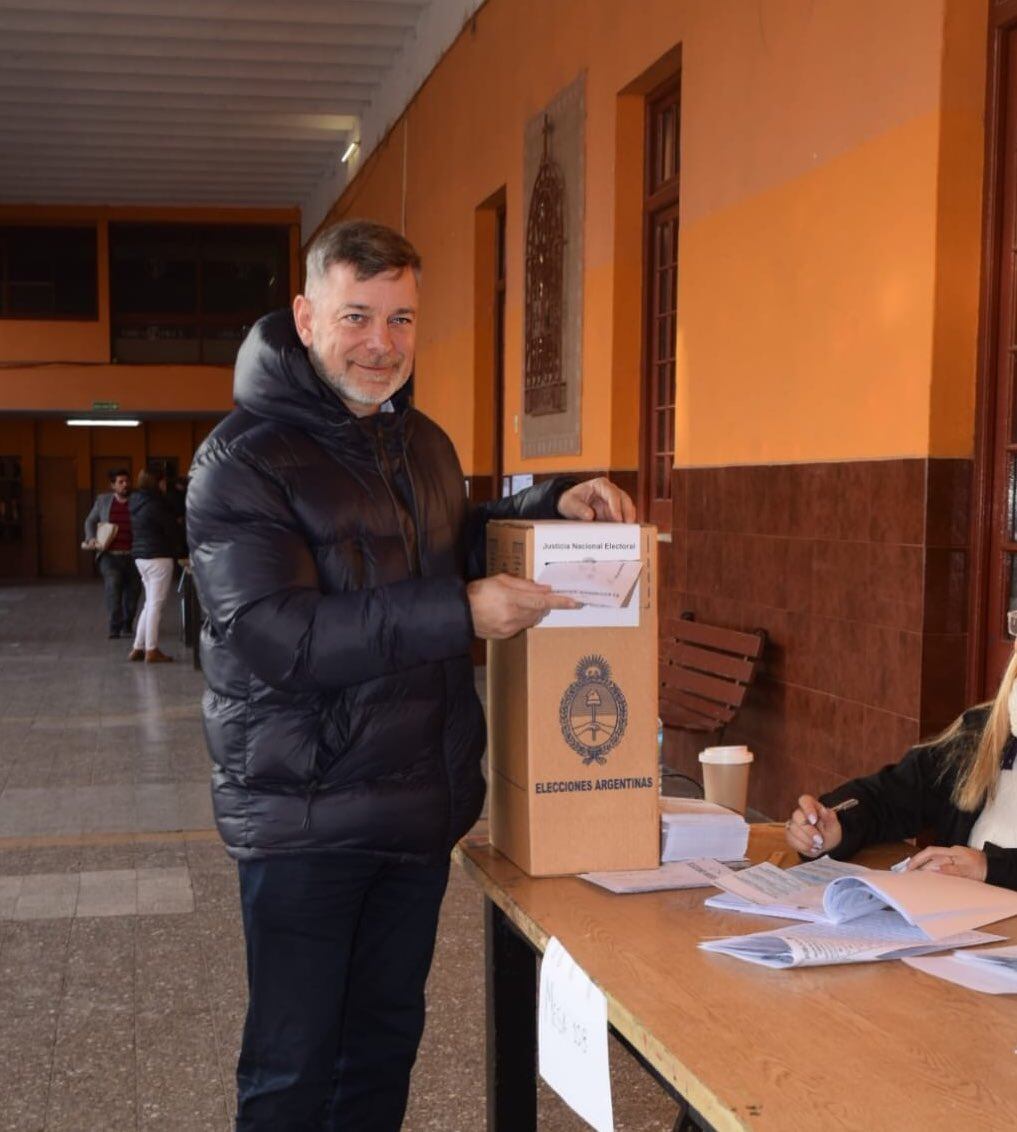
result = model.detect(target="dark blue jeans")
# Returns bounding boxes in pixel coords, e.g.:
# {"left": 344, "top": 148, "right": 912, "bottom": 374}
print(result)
{"left": 235, "top": 852, "right": 450, "bottom": 1132}
{"left": 97, "top": 552, "right": 140, "bottom": 634}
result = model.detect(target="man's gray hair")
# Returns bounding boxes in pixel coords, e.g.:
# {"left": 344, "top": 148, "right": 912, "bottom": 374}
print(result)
{"left": 305, "top": 219, "right": 422, "bottom": 293}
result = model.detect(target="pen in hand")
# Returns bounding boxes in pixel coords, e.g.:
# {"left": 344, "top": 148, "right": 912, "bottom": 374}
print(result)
{"left": 806, "top": 797, "right": 859, "bottom": 852}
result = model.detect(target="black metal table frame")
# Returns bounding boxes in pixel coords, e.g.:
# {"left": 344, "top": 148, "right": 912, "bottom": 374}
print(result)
{"left": 484, "top": 898, "right": 712, "bottom": 1132}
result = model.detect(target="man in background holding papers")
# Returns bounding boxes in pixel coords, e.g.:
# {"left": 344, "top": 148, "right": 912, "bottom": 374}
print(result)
{"left": 83, "top": 466, "right": 140, "bottom": 640}
{"left": 187, "top": 218, "right": 635, "bottom": 1132}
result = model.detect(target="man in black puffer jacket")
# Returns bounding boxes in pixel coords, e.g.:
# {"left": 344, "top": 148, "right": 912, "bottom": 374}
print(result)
{"left": 187, "top": 220, "right": 636, "bottom": 1132}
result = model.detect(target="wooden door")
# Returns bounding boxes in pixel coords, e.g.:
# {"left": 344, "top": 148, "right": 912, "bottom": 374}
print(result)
{"left": 37, "top": 456, "right": 79, "bottom": 577}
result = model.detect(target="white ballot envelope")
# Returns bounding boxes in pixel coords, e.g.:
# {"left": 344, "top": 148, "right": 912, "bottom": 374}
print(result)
{"left": 531, "top": 523, "right": 643, "bottom": 629}
{"left": 535, "top": 559, "right": 642, "bottom": 608}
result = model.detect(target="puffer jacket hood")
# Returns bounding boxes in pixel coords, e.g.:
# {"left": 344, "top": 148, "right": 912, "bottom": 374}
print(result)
{"left": 187, "top": 311, "right": 573, "bottom": 863}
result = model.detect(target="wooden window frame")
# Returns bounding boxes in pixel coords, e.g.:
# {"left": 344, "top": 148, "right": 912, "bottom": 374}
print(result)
{"left": 639, "top": 74, "right": 681, "bottom": 533}
{"left": 969, "top": 1, "right": 1017, "bottom": 699}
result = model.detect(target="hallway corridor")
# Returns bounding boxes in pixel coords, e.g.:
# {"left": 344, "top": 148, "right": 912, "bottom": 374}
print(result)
{"left": 0, "top": 582, "right": 675, "bottom": 1131}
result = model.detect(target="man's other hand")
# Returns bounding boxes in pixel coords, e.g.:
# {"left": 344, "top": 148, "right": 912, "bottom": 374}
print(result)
{"left": 467, "top": 574, "right": 580, "bottom": 640}
{"left": 556, "top": 476, "right": 637, "bottom": 522}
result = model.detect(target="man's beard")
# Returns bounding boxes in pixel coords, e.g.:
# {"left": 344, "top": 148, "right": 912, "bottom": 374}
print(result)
{"left": 307, "top": 343, "right": 397, "bottom": 409}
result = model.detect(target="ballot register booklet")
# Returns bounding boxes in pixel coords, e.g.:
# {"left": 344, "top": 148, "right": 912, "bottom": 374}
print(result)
{"left": 705, "top": 858, "right": 1017, "bottom": 940}
{"left": 699, "top": 913, "right": 1002, "bottom": 969}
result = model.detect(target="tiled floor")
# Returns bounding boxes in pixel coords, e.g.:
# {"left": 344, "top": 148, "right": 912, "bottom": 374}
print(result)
{"left": 0, "top": 581, "right": 677, "bottom": 1131}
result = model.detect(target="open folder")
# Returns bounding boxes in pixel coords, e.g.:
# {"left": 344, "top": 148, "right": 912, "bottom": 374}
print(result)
{"left": 699, "top": 914, "right": 1002, "bottom": 969}
{"left": 700, "top": 865, "right": 1017, "bottom": 968}
{"left": 707, "top": 863, "right": 1017, "bottom": 940}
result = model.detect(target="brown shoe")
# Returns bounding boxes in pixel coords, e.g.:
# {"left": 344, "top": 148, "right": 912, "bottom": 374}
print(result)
{"left": 144, "top": 649, "right": 174, "bottom": 664}
{"left": 127, "top": 648, "right": 145, "bottom": 662}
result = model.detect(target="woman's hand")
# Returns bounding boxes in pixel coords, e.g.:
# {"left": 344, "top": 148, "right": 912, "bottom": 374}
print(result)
{"left": 906, "top": 845, "right": 987, "bottom": 882}
{"left": 784, "top": 794, "right": 843, "bottom": 857}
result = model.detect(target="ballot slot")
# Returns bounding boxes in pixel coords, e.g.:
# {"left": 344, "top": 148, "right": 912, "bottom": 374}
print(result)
{"left": 529, "top": 522, "right": 642, "bottom": 628}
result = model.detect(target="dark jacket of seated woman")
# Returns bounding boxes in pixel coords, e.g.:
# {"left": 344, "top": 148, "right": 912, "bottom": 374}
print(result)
{"left": 786, "top": 653, "right": 1017, "bottom": 890}
{"left": 821, "top": 705, "right": 1017, "bottom": 890}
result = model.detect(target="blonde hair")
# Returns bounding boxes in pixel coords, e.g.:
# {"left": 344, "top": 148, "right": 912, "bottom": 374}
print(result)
{"left": 942, "top": 649, "right": 1017, "bottom": 811}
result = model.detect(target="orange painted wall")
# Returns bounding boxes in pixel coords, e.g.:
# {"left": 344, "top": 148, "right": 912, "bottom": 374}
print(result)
{"left": 321, "top": 0, "right": 987, "bottom": 474}
{"left": 0, "top": 367, "right": 234, "bottom": 415}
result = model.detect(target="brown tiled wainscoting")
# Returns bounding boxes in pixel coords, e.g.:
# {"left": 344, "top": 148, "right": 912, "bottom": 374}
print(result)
{"left": 661, "top": 459, "right": 971, "bottom": 821}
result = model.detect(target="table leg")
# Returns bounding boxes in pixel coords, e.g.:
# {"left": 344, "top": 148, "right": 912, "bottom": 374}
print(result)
{"left": 182, "top": 571, "right": 202, "bottom": 671}
{"left": 485, "top": 898, "right": 537, "bottom": 1132}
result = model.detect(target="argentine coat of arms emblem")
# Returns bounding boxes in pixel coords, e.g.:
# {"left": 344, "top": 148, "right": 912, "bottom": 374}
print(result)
{"left": 558, "top": 654, "right": 628, "bottom": 765}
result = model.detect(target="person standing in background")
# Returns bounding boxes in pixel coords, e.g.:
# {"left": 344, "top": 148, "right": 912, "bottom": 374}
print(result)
{"left": 83, "top": 467, "right": 140, "bottom": 639}
{"left": 127, "top": 469, "right": 181, "bottom": 663}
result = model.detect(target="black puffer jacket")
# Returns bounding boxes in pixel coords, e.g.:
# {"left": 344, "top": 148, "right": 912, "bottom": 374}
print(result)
{"left": 129, "top": 489, "right": 181, "bottom": 559}
{"left": 187, "top": 309, "right": 572, "bottom": 862}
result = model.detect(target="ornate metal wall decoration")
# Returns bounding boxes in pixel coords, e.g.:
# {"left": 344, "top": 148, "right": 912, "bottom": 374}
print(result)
{"left": 524, "top": 116, "right": 566, "bottom": 416}
{"left": 521, "top": 75, "right": 584, "bottom": 458}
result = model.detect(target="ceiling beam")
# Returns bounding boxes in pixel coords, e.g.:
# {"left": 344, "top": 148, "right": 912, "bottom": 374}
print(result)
{"left": 0, "top": 70, "right": 375, "bottom": 103}
{"left": 0, "top": 118, "right": 350, "bottom": 149}
{"left": 0, "top": 50, "right": 385, "bottom": 87}
{"left": 0, "top": 0, "right": 427, "bottom": 30}
{"left": 0, "top": 8, "right": 410, "bottom": 47}
{"left": 0, "top": 29, "right": 396, "bottom": 67}
{"left": 0, "top": 86, "right": 370, "bottom": 115}
{"left": 0, "top": 170, "right": 318, "bottom": 193}
{"left": 0, "top": 115, "right": 353, "bottom": 146}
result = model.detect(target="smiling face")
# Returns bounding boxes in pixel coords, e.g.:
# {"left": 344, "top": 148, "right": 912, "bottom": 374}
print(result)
{"left": 292, "top": 262, "right": 418, "bottom": 417}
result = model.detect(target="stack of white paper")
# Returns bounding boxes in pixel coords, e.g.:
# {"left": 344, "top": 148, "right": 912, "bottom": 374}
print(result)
{"left": 659, "top": 797, "right": 749, "bottom": 863}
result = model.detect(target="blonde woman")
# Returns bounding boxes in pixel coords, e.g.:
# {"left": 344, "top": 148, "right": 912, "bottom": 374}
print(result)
{"left": 786, "top": 618, "right": 1017, "bottom": 889}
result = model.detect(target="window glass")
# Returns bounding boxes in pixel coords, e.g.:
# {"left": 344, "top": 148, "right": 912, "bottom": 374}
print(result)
{"left": 110, "top": 224, "right": 290, "bottom": 364}
{"left": 0, "top": 226, "right": 98, "bottom": 319}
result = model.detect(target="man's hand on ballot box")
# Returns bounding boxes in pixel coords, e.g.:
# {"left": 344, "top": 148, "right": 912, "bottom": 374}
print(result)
{"left": 467, "top": 574, "right": 581, "bottom": 640}
{"left": 556, "top": 476, "right": 637, "bottom": 523}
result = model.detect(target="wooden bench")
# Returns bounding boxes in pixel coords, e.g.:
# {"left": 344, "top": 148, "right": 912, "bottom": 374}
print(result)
{"left": 659, "top": 613, "right": 767, "bottom": 739}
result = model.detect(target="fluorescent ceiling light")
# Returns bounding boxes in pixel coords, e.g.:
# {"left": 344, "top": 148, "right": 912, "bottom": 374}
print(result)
{"left": 341, "top": 139, "right": 360, "bottom": 163}
{"left": 66, "top": 419, "right": 141, "bottom": 427}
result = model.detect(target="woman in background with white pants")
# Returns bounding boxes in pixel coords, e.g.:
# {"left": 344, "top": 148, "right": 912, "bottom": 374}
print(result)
{"left": 128, "top": 469, "right": 182, "bottom": 663}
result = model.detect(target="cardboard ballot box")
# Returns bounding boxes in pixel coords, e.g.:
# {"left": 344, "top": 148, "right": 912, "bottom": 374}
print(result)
{"left": 486, "top": 521, "right": 659, "bottom": 876}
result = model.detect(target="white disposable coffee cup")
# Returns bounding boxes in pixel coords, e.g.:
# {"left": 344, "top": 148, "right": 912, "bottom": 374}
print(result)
{"left": 698, "top": 745, "right": 754, "bottom": 814}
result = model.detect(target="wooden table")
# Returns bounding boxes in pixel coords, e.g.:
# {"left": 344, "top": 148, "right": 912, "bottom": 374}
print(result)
{"left": 454, "top": 825, "right": 1017, "bottom": 1132}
